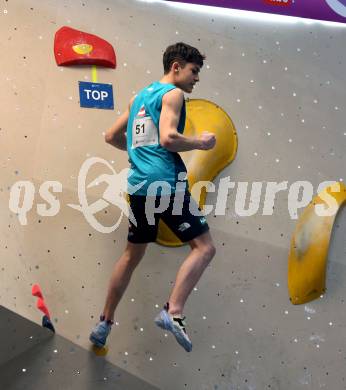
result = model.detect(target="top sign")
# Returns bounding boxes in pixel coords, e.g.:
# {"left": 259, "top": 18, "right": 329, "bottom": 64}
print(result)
{"left": 79, "top": 82, "right": 114, "bottom": 110}
{"left": 166, "top": 0, "right": 346, "bottom": 24}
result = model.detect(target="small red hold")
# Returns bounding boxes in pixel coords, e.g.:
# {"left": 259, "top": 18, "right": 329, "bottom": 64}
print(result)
{"left": 32, "top": 284, "right": 50, "bottom": 318}
{"left": 37, "top": 297, "right": 50, "bottom": 319}
{"left": 54, "top": 26, "right": 116, "bottom": 68}
{"left": 32, "top": 283, "right": 43, "bottom": 299}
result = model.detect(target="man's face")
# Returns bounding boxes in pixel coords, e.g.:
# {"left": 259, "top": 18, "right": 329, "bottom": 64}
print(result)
{"left": 175, "top": 62, "right": 201, "bottom": 93}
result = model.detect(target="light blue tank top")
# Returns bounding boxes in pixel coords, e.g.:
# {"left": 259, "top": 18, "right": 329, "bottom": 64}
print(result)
{"left": 127, "top": 81, "right": 187, "bottom": 196}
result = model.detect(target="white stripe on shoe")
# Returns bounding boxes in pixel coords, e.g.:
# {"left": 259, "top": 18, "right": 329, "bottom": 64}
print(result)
{"left": 154, "top": 309, "right": 192, "bottom": 352}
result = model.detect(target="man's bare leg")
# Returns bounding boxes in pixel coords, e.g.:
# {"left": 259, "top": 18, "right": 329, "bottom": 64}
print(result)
{"left": 102, "top": 242, "right": 147, "bottom": 321}
{"left": 167, "top": 231, "right": 216, "bottom": 316}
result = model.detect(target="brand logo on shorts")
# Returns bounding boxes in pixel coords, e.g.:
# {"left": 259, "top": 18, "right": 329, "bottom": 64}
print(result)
{"left": 128, "top": 227, "right": 134, "bottom": 237}
{"left": 200, "top": 217, "right": 207, "bottom": 224}
{"left": 178, "top": 222, "right": 191, "bottom": 232}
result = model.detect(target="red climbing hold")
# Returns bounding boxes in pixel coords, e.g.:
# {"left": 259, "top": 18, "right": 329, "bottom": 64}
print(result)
{"left": 37, "top": 297, "right": 50, "bottom": 319}
{"left": 31, "top": 284, "right": 43, "bottom": 299}
{"left": 54, "top": 26, "right": 117, "bottom": 68}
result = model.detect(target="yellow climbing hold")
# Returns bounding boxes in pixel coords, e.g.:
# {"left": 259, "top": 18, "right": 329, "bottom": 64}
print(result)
{"left": 156, "top": 99, "right": 238, "bottom": 247}
{"left": 92, "top": 344, "right": 109, "bottom": 356}
{"left": 288, "top": 182, "right": 346, "bottom": 304}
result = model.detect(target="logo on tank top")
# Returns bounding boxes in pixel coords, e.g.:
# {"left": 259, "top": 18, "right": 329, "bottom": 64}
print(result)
{"left": 137, "top": 105, "right": 146, "bottom": 118}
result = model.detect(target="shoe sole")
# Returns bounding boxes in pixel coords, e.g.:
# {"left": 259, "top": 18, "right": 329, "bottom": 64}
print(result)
{"left": 155, "top": 310, "right": 192, "bottom": 352}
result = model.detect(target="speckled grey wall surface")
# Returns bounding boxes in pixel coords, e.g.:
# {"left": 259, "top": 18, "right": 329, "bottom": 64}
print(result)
{"left": 1, "top": 0, "right": 346, "bottom": 389}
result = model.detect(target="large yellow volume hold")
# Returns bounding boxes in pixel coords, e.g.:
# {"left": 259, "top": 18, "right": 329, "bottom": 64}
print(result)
{"left": 288, "top": 182, "right": 346, "bottom": 304}
{"left": 156, "top": 99, "right": 238, "bottom": 247}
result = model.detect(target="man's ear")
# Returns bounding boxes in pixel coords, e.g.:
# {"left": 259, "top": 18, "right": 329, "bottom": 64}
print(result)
{"left": 172, "top": 61, "right": 184, "bottom": 73}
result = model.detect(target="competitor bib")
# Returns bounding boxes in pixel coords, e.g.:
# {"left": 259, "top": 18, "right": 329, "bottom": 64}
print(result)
{"left": 132, "top": 116, "right": 159, "bottom": 148}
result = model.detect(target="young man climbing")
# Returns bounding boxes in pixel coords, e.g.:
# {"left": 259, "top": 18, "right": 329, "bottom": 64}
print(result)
{"left": 90, "top": 42, "right": 216, "bottom": 352}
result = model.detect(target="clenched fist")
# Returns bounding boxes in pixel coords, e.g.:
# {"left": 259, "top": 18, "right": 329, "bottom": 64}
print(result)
{"left": 198, "top": 131, "right": 216, "bottom": 150}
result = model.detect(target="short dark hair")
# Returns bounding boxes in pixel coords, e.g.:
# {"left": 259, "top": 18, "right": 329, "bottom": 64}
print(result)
{"left": 163, "top": 42, "right": 205, "bottom": 74}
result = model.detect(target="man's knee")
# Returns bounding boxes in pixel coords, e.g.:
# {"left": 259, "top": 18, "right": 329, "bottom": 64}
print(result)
{"left": 206, "top": 243, "right": 216, "bottom": 260}
{"left": 197, "top": 242, "right": 216, "bottom": 263}
{"left": 124, "top": 243, "right": 146, "bottom": 267}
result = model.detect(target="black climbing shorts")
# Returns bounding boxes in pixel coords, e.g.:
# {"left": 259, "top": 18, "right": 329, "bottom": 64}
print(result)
{"left": 127, "top": 190, "right": 209, "bottom": 244}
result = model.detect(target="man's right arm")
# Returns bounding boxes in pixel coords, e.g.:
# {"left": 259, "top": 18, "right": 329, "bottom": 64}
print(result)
{"left": 159, "top": 89, "right": 216, "bottom": 152}
{"left": 105, "top": 96, "right": 136, "bottom": 151}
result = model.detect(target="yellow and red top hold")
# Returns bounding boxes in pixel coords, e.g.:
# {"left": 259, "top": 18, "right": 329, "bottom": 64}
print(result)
{"left": 54, "top": 26, "right": 116, "bottom": 68}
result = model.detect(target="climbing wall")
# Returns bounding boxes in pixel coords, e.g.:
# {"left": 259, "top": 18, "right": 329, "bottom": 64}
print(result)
{"left": 1, "top": 0, "right": 346, "bottom": 389}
